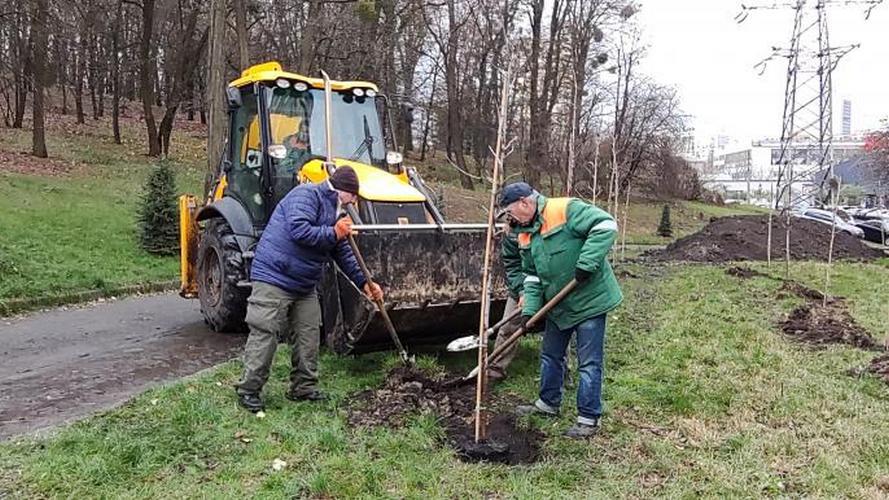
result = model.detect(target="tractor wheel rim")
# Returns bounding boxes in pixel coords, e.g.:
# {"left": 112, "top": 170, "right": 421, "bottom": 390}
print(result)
{"left": 203, "top": 247, "right": 223, "bottom": 308}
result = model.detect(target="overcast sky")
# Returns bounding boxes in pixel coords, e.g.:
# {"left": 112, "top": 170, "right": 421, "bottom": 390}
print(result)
{"left": 636, "top": 0, "right": 889, "bottom": 148}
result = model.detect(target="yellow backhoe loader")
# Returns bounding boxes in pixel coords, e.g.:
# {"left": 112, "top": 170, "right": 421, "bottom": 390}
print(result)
{"left": 179, "top": 61, "right": 505, "bottom": 354}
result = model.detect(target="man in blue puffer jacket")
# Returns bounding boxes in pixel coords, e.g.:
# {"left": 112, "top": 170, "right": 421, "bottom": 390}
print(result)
{"left": 235, "top": 166, "right": 384, "bottom": 412}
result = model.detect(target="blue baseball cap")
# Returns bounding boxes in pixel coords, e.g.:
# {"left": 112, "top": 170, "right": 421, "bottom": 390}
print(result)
{"left": 498, "top": 182, "right": 534, "bottom": 208}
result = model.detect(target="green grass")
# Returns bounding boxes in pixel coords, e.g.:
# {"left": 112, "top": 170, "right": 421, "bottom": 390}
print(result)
{"left": 0, "top": 118, "right": 204, "bottom": 310}
{"left": 2, "top": 261, "right": 887, "bottom": 497}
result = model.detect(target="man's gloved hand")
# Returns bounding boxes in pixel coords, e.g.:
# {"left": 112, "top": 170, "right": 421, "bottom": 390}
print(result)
{"left": 334, "top": 216, "right": 353, "bottom": 240}
{"left": 521, "top": 314, "right": 535, "bottom": 327}
{"left": 575, "top": 267, "right": 592, "bottom": 283}
{"left": 363, "top": 281, "right": 384, "bottom": 302}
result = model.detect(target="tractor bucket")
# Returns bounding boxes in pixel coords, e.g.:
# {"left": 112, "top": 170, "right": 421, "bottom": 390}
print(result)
{"left": 320, "top": 224, "right": 508, "bottom": 355}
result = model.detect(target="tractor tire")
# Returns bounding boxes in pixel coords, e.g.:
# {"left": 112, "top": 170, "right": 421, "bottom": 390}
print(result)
{"left": 197, "top": 219, "right": 250, "bottom": 333}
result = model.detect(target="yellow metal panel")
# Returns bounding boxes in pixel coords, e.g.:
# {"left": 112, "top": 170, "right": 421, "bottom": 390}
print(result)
{"left": 213, "top": 174, "right": 227, "bottom": 202}
{"left": 298, "top": 159, "right": 425, "bottom": 202}
{"left": 179, "top": 195, "right": 199, "bottom": 298}
{"left": 229, "top": 61, "right": 379, "bottom": 92}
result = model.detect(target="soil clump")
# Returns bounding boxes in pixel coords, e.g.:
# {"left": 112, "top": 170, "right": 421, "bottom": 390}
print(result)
{"left": 778, "top": 282, "right": 879, "bottom": 350}
{"left": 347, "top": 367, "right": 542, "bottom": 465}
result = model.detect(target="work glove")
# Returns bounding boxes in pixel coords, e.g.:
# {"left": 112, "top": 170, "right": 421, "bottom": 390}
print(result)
{"left": 363, "top": 281, "right": 384, "bottom": 302}
{"left": 334, "top": 216, "right": 353, "bottom": 240}
{"left": 575, "top": 267, "right": 592, "bottom": 283}
{"left": 521, "top": 314, "right": 535, "bottom": 328}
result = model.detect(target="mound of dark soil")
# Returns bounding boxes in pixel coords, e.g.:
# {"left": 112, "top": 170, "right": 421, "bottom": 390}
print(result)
{"left": 650, "top": 215, "right": 883, "bottom": 262}
{"left": 347, "top": 367, "right": 542, "bottom": 465}
{"left": 867, "top": 354, "right": 889, "bottom": 385}
{"left": 725, "top": 266, "right": 769, "bottom": 279}
{"left": 780, "top": 300, "right": 879, "bottom": 350}
{"left": 778, "top": 283, "right": 879, "bottom": 350}
{"left": 778, "top": 281, "right": 825, "bottom": 301}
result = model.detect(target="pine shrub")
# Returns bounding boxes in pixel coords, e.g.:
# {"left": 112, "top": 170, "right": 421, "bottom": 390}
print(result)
{"left": 137, "top": 160, "right": 179, "bottom": 255}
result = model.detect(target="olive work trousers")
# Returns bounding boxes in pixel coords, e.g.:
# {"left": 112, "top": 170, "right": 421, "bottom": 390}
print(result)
{"left": 235, "top": 281, "right": 322, "bottom": 397}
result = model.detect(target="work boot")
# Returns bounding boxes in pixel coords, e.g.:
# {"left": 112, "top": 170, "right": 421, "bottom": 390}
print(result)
{"left": 286, "top": 389, "right": 329, "bottom": 402}
{"left": 515, "top": 399, "right": 559, "bottom": 418}
{"left": 237, "top": 392, "right": 265, "bottom": 413}
{"left": 564, "top": 417, "right": 601, "bottom": 439}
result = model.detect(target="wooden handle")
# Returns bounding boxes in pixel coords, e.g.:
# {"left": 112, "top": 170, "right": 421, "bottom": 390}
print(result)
{"left": 346, "top": 234, "right": 410, "bottom": 362}
{"left": 464, "top": 279, "right": 579, "bottom": 380}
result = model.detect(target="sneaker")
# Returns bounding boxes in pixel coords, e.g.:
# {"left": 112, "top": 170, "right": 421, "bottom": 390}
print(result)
{"left": 515, "top": 399, "right": 559, "bottom": 418}
{"left": 237, "top": 392, "right": 265, "bottom": 413}
{"left": 286, "top": 389, "right": 329, "bottom": 402}
{"left": 564, "top": 417, "right": 601, "bottom": 439}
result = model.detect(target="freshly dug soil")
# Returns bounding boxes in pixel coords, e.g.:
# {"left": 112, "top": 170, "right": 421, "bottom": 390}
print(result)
{"left": 347, "top": 367, "right": 542, "bottom": 465}
{"left": 778, "top": 283, "right": 879, "bottom": 350}
{"left": 778, "top": 281, "right": 825, "bottom": 302}
{"left": 867, "top": 354, "right": 889, "bottom": 385}
{"left": 650, "top": 215, "right": 883, "bottom": 262}
{"left": 725, "top": 266, "right": 769, "bottom": 279}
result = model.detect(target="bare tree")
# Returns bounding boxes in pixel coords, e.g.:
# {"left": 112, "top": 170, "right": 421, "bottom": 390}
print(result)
{"left": 139, "top": 0, "right": 160, "bottom": 156}
{"left": 206, "top": 0, "right": 227, "bottom": 175}
{"left": 30, "top": 0, "right": 48, "bottom": 157}
{"left": 234, "top": 0, "right": 250, "bottom": 69}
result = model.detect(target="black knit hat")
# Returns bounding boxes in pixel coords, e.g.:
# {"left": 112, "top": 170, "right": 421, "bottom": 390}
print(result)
{"left": 329, "top": 166, "right": 360, "bottom": 195}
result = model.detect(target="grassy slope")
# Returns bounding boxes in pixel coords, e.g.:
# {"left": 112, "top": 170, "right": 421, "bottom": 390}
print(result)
{"left": 2, "top": 260, "right": 887, "bottom": 498}
{"left": 0, "top": 116, "right": 204, "bottom": 308}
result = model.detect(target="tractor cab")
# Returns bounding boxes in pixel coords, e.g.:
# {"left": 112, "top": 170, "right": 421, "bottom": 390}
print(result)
{"left": 220, "top": 61, "right": 439, "bottom": 228}
{"left": 179, "top": 62, "right": 504, "bottom": 355}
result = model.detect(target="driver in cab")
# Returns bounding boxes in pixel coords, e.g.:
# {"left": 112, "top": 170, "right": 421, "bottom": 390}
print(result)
{"left": 278, "top": 129, "right": 311, "bottom": 174}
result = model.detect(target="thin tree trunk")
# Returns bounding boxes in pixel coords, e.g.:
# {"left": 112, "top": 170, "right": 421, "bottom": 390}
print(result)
{"left": 31, "top": 0, "right": 49, "bottom": 158}
{"left": 207, "top": 0, "right": 227, "bottom": 176}
{"left": 60, "top": 41, "right": 68, "bottom": 115}
{"left": 74, "top": 37, "right": 85, "bottom": 124}
{"left": 445, "top": 0, "right": 473, "bottom": 189}
{"left": 234, "top": 0, "right": 250, "bottom": 69}
{"left": 111, "top": 0, "right": 123, "bottom": 144}
{"left": 420, "top": 65, "right": 437, "bottom": 161}
{"left": 140, "top": 0, "right": 160, "bottom": 156}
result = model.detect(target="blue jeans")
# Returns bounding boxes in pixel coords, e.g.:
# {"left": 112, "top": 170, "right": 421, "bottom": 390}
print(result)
{"left": 539, "top": 314, "right": 607, "bottom": 421}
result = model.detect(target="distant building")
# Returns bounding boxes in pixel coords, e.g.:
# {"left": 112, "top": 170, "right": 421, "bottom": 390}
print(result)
{"left": 842, "top": 99, "right": 852, "bottom": 137}
{"left": 696, "top": 137, "right": 867, "bottom": 207}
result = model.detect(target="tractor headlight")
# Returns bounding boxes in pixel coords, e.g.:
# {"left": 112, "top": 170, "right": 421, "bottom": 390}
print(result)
{"left": 353, "top": 88, "right": 365, "bottom": 97}
{"left": 294, "top": 82, "right": 309, "bottom": 92}
{"left": 366, "top": 89, "right": 377, "bottom": 97}
{"left": 386, "top": 151, "right": 403, "bottom": 166}
{"left": 275, "top": 78, "right": 291, "bottom": 89}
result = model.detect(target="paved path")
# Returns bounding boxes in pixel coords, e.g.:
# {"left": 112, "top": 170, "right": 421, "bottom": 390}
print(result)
{"left": 0, "top": 293, "right": 246, "bottom": 440}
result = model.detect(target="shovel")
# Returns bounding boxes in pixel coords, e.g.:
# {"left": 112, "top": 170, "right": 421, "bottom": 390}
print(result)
{"left": 445, "top": 279, "right": 579, "bottom": 387}
{"left": 446, "top": 307, "right": 523, "bottom": 352}
{"left": 346, "top": 232, "right": 414, "bottom": 366}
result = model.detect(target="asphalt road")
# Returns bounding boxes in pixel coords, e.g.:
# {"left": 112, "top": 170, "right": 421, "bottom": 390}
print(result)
{"left": 0, "top": 293, "right": 246, "bottom": 440}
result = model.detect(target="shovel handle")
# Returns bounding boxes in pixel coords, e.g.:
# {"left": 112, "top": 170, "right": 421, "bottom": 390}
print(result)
{"left": 464, "top": 279, "right": 579, "bottom": 381}
{"left": 486, "top": 306, "right": 522, "bottom": 336}
{"left": 346, "top": 233, "right": 411, "bottom": 363}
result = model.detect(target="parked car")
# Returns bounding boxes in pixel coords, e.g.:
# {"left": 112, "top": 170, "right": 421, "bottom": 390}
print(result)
{"left": 854, "top": 218, "right": 889, "bottom": 244}
{"left": 793, "top": 208, "right": 865, "bottom": 238}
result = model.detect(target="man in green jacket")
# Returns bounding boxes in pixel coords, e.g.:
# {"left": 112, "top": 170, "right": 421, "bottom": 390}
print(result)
{"left": 499, "top": 182, "right": 623, "bottom": 438}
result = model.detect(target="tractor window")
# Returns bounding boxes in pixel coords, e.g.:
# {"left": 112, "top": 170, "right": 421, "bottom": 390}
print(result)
{"left": 267, "top": 87, "right": 316, "bottom": 207}
{"left": 312, "top": 90, "right": 387, "bottom": 168}
{"left": 263, "top": 87, "right": 387, "bottom": 170}
{"left": 227, "top": 92, "right": 264, "bottom": 223}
